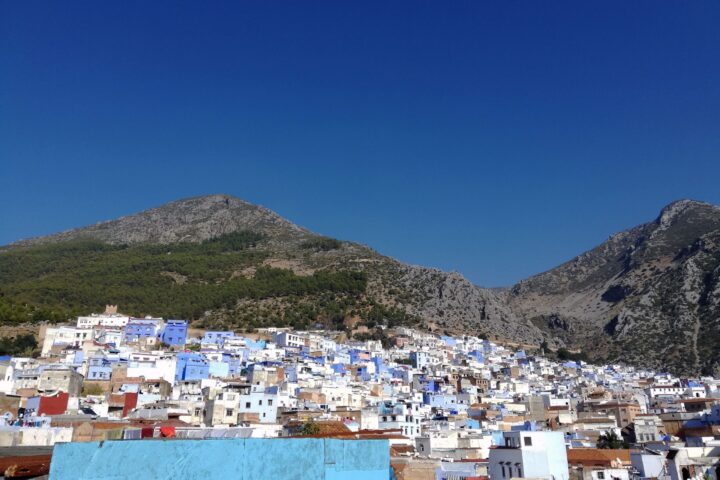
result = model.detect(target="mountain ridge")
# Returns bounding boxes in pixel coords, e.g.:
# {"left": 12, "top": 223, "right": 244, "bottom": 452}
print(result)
{"left": 8, "top": 194, "right": 311, "bottom": 248}
{"left": 508, "top": 198, "right": 720, "bottom": 375}
{"left": 2, "top": 194, "right": 719, "bottom": 375}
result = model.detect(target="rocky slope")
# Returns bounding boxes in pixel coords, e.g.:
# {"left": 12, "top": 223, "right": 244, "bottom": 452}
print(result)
{"left": 10, "top": 195, "right": 310, "bottom": 247}
{"left": 509, "top": 200, "right": 720, "bottom": 375}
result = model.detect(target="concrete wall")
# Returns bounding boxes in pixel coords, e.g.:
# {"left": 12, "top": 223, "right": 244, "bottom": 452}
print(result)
{"left": 0, "top": 426, "right": 72, "bottom": 446}
{"left": 50, "top": 438, "right": 390, "bottom": 480}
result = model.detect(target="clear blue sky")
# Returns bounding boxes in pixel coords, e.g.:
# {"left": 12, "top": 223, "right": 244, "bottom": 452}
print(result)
{"left": 2, "top": 1, "right": 719, "bottom": 287}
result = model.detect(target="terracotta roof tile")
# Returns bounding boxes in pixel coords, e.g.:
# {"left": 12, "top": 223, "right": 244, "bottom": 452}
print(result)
{"left": 567, "top": 448, "right": 631, "bottom": 466}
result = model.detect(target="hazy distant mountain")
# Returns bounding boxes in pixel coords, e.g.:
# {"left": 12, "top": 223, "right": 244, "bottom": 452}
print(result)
{"left": 2, "top": 195, "right": 719, "bottom": 375}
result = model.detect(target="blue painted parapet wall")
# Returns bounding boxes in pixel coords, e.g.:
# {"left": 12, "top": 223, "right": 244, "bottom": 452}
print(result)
{"left": 50, "top": 438, "right": 391, "bottom": 480}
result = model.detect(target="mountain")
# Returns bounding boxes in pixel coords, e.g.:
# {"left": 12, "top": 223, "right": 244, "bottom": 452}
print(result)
{"left": 10, "top": 195, "right": 310, "bottom": 247}
{"left": 509, "top": 199, "right": 720, "bottom": 375}
{"left": 2, "top": 195, "right": 719, "bottom": 375}
{"left": 0, "top": 194, "right": 534, "bottom": 346}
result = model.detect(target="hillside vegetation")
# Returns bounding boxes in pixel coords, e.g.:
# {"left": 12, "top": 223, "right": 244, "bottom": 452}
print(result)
{"left": 0, "top": 232, "right": 377, "bottom": 329}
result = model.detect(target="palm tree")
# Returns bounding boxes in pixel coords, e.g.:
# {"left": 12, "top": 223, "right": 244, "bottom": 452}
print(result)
{"left": 597, "top": 430, "right": 627, "bottom": 449}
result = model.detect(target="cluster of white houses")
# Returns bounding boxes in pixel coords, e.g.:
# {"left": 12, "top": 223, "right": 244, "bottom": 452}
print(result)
{"left": 0, "top": 305, "right": 719, "bottom": 480}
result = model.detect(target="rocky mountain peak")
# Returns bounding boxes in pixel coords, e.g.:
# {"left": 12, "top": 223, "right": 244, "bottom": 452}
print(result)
{"left": 655, "top": 199, "right": 716, "bottom": 229}
{"left": 509, "top": 198, "right": 720, "bottom": 375}
{"left": 9, "top": 194, "right": 311, "bottom": 247}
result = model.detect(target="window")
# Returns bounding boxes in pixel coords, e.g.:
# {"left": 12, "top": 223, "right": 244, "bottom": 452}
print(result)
{"left": 501, "top": 466, "right": 506, "bottom": 478}
{"left": 268, "top": 399, "right": 273, "bottom": 406}
{"left": 226, "top": 409, "right": 234, "bottom": 416}
{"left": 597, "top": 472, "right": 605, "bottom": 480}
{"left": 245, "top": 402, "right": 251, "bottom": 408}
{"left": 523, "top": 436, "right": 532, "bottom": 446}
{"left": 258, "top": 400, "right": 263, "bottom": 406}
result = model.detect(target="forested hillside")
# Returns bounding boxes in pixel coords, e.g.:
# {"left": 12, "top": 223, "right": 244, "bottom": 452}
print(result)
{"left": 0, "top": 232, "right": 390, "bottom": 330}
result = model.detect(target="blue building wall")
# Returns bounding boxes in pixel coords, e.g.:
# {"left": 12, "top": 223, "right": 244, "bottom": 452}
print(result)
{"left": 50, "top": 438, "right": 390, "bottom": 480}
{"left": 124, "top": 320, "right": 160, "bottom": 343}
{"left": 175, "top": 352, "right": 209, "bottom": 381}
{"left": 372, "top": 356, "right": 387, "bottom": 374}
{"left": 208, "top": 361, "right": 230, "bottom": 378}
{"left": 161, "top": 320, "right": 187, "bottom": 346}
{"left": 202, "top": 331, "right": 235, "bottom": 345}
{"left": 334, "top": 351, "right": 351, "bottom": 364}
{"left": 72, "top": 350, "right": 84, "bottom": 366}
{"left": 87, "top": 356, "right": 112, "bottom": 381}
{"left": 464, "top": 418, "right": 481, "bottom": 429}
{"left": 349, "top": 349, "right": 369, "bottom": 364}
{"left": 468, "top": 350, "right": 484, "bottom": 363}
{"left": 440, "top": 335, "right": 457, "bottom": 346}
{"left": 241, "top": 337, "right": 266, "bottom": 350}
{"left": 220, "top": 352, "right": 243, "bottom": 375}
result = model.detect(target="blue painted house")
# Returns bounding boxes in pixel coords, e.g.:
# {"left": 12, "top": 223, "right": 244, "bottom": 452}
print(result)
{"left": 202, "top": 330, "right": 235, "bottom": 345}
{"left": 175, "top": 352, "right": 210, "bottom": 381}
{"left": 372, "top": 356, "right": 386, "bottom": 374}
{"left": 349, "top": 349, "right": 371, "bottom": 364}
{"left": 124, "top": 318, "right": 162, "bottom": 343}
{"left": 160, "top": 320, "right": 187, "bottom": 346}
{"left": 440, "top": 335, "right": 457, "bottom": 346}
{"left": 331, "top": 363, "right": 347, "bottom": 375}
{"left": 334, "top": 351, "right": 351, "bottom": 364}
{"left": 468, "top": 349, "right": 485, "bottom": 363}
{"left": 223, "top": 351, "right": 244, "bottom": 376}
{"left": 206, "top": 351, "right": 244, "bottom": 376}
{"left": 241, "top": 337, "right": 266, "bottom": 350}
{"left": 410, "top": 351, "right": 430, "bottom": 369}
{"left": 87, "top": 354, "right": 112, "bottom": 381}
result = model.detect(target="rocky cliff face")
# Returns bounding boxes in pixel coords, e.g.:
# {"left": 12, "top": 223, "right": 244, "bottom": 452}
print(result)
{"left": 385, "top": 265, "right": 544, "bottom": 344}
{"left": 508, "top": 200, "right": 720, "bottom": 375}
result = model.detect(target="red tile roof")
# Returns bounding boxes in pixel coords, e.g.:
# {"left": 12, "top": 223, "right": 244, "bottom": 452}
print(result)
{"left": 567, "top": 448, "right": 631, "bottom": 466}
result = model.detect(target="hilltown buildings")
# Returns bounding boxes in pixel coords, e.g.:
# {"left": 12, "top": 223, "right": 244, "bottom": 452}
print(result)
{"left": 1, "top": 306, "right": 719, "bottom": 479}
